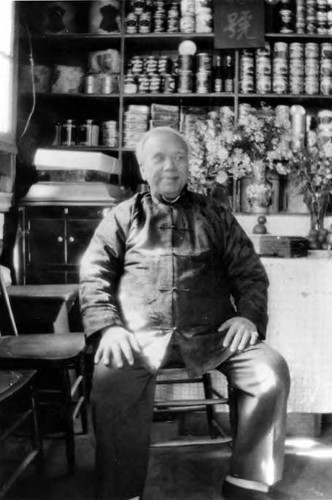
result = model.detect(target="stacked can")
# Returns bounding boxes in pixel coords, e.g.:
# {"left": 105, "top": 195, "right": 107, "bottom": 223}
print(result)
{"left": 255, "top": 43, "right": 272, "bottom": 94}
{"left": 289, "top": 43, "right": 304, "bottom": 94}
{"left": 305, "top": 42, "right": 320, "bottom": 94}
{"left": 296, "top": 0, "right": 306, "bottom": 33}
{"left": 306, "top": 0, "right": 317, "bottom": 34}
{"left": 320, "top": 42, "right": 332, "bottom": 95}
{"left": 145, "top": 56, "right": 162, "bottom": 93}
{"left": 167, "top": 2, "right": 180, "bottom": 32}
{"left": 275, "top": 105, "right": 291, "bottom": 128}
{"left": 317, "top": 0, "right": 328, "bottom": 34}
{"left": 101, "top": 120, "right": 118, "bottom": 147}
{"left": 240, "top": 49, "right": 255, "bottom": 94}
{"left": 195, "top": 0, "right": 213, "bottom": 33}
{"left": 279, "top": 0, "right": 295, "bottom": 33}
{"left": 195, "top": 52, "right": 212, "bottom": 93}
{"left": 178, "top": 54, "right": 194, "bottom": 93}
{"left": 180, "top": 0, "right": 195, "bottom": 33}
{"left": 272, "top": 42, "right": 288, "bottom": 94}
{"left": 327, "top": 0, "right": 332, "bottom": 33}
{"left": 153, "top": 0, "right": 166, "bottom": 32}
{"left": 123, "top": 105, "right": 149, "bottom": 149}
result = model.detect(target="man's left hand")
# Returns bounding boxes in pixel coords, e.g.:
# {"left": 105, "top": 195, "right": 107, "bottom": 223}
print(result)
{"left": 218, "top": 317, "right": 259, "bottom": 353}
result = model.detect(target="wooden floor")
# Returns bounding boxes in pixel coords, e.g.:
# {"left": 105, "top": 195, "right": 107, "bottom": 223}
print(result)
{"left": 3, "top": 413, "right": 332, "bottom": 500}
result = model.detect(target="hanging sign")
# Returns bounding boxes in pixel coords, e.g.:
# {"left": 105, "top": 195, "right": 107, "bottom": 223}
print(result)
{"left": 213, "top": 0, "right": 265, "bottom": 49}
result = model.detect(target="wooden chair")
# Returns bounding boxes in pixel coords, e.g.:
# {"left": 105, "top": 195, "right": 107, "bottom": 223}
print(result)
{"left": 152, "top": 367, "right": 234, "bottom": 448}
{"left": 0, "top": 270, "right": 88, "bottom": 474}
{"left": 0, "top": 369, "right": 42, "bottom": 498}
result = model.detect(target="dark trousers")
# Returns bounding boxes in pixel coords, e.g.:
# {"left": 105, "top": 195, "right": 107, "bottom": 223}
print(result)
{"left": 91, "top": 341, "right": 290, "bottom": 500}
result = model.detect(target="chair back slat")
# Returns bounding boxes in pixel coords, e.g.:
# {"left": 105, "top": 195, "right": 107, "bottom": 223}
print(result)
{"left": 0, "top": 268, "right": 19, "bottom": 336}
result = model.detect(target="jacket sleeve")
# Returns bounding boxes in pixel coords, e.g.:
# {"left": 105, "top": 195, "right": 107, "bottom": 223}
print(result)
{"left": 79, "top": 204, "right": 129, "bottom": 338}
{"left": 222, "top": 210, "right": 269, "bottom": 339}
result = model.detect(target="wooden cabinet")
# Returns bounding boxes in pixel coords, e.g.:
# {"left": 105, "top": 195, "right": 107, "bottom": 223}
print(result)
{"left": 18, "top": 205, "right": 110, "bottom": 284}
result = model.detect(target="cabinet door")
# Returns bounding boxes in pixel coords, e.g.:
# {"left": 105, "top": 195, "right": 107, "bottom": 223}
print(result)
{"left": 28, "top": 218, "right": 65, "bottom": 266}
{"left": 66, "top": 219, "right": 99, "bottom": 265}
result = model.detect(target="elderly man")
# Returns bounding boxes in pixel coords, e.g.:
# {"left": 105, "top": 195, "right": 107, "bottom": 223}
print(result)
{"left": 79, "top": 127, "right": 290, "bottom": 500}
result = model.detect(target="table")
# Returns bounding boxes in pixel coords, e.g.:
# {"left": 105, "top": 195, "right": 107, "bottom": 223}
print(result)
{"left": 6, "top": 284, "right": 79, "bottom": 334}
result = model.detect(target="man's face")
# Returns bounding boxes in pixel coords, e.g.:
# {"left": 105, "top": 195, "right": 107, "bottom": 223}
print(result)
{"left": 140, "top": 131, "right": 189, "bottom": 200}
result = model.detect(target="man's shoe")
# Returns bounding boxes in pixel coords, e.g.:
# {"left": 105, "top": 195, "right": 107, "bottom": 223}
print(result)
{"left": 222, "top": 480, "right": 272, "bottom": 500}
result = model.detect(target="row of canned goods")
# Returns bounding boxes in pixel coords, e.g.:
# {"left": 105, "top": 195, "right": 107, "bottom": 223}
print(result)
{"left": 124, "top": 70, "right": 216, "bottom": 94}
{"left": 240, "top": 42, "right": 332, "bottom": 95}
{"left": 127, "top": 53, "right": 213, "bottom": 76}
{"left": 55, "top": 119, "right": 118, "bottom": 147}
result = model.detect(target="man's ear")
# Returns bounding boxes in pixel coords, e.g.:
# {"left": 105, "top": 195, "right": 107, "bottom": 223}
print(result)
{"left": 139, "top": 164, "right": 147, "bottom": 181}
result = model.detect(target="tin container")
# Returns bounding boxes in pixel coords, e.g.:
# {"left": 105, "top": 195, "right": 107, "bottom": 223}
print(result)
{"left": 61, "top": 119, "right": 76, "bottom": 146}
{"left": 256, "top": 76, "right": 271, "bottom": 94}
{"left": 161, "top": 73, "right": 176, "bottom": 93}
{"left": 180, "top": 15, "right": 195, "bottom": 33}
{"left": 131, "top": 56, "right": 144, "bottom": 74}
{"left": 179, "top": 54, "right": 194, "bottom": 71}
{"left": 139, "top": 12, "right": 152, "bottom": 33}
{"left": 126, "top": 12, "right": 138, "bottom": 33}
{"left": 145, "top": 56, "right": 158, "bottom": 74}
{"left": 79, "top": 120, "right": 99, "bottom": 146}
{"left": 150, "top": 73, "right": 161, "bottom": 93}
{"left": 196, "top": 71, "right": 211, "bottom": 93}
{"left": 124, "top": 72, "right": 138, "bottom": 94}
{"left": 178, "top": 70, "right": 193, "bottom": 93}
{"left": 196, "top": 52, "right": 212, "bottom": 72}
{"left": 181, "top": 0, "right": 195, "bottom": 16}
{"left": 84, "top": 74, "right": 96, "bottom": 94}
{"left": 273, "top": 74, "right": 288, "bottom": 94}
{"left": 321, "top": 76, "right": 332, "bottom": 95}
{"left": 195, "top": 7, "right": 213, "bottom": 33}
{"left": 305, "top": 74, "right": 319, "bottom": 94}
{"left": 101, "top": 74, "right": 119, "bottom": 94}
{"left": 138, "top": 74, "right": 150, "bottom": 93}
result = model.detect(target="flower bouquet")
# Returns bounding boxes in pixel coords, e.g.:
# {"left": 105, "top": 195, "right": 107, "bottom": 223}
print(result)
{"left": 186, "top": 104, "right": 292, "bottom": 212}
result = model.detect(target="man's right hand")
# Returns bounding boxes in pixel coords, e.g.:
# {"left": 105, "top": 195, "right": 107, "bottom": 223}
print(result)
{"left": 94, "top": 326, "right": 141, "bottom": 369}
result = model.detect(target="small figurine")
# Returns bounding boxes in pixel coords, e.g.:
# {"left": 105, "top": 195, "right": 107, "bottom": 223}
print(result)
{"left": 253, "top": 215, "right": 268, "bottom": 235}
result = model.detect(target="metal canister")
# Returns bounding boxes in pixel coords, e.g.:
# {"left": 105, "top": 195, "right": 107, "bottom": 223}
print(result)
{"left": 195, "top": 7, "right": 213, "bottom": 33}
{"left": 180, "top": 15, "right": 195, "bottom": 33}
{"left": 179, "top": 54, "right": 194, "bottom": 71}
{"left": 137, "top": 74, "right": 150, "bottom": 93}
{"left": 149, "top": 73, "right": 161, "bottom": 93}
{"left": 84, "top": 74, "right": 96, "bottom": 94}
{"left": 161, "top": 73, "right": 177, "bottom": 93}
{"left": 167, "top": 2, "right": 180, "bottom": 32}
{"left": 256, "top": 76, "right": 271, "bottom": 94}
{"left": 133, "top": 0, "right": 145, "bottom": 15}
{"left": 181, "top": 0, "right": 195, "bottom": 16}
{"left": 101, "top": 74, "right": 119, "bottom": 94}
{"left": 61, "top": 119, "right": 76, "bottom": 146}
{"left": 321, "top": 76, "right": 332, "bottom": 95}
{"left": 195, "top": 71, "right": 211, "bottom": 93}
{"left": 158, "top": 56, "right": 172, "bottom": 74}
{"left": 139, "top": 11, "right": 152, "bottom": 33}
{"left": 289, "top": 75, "right": 304, "bottom": 94}
{"left": 177, "top": 70, "right": 193, "bottom": 93}
{"left": 321, "top": 42, "right": 332, "bottom": 59}
{"left": 131, "top": 56, "right": 144, "bottom": 74}
{"left": 305, "top": 42, "right": 320, "bottom": 59}
{"left": 123, "top": 72, "right": 138, "bottom": 94}
{"left": 126, "top": 12, "right": 138, "bottom": 33}
{"left": 305, "top": 74, "right": 319, "bottom": 95}
{"left": 240, "top": 50, "right": 254, "bottom": 93}
{"left": 79, "top": 119, "right": 99, "bottom": 146}
{"left": 196, "top": 52, "right": 212, "bottom": 72}
{"left": 279, "top": 7, "right": 295, "bottom": 33}
{"left": 273, "top": 74, "right": 288, "bottom": 94}
{"left": 145, "top": 55, "right": 158, "bottom": 74}
{"left": 101, "top": 120, "right": 118, "bottom": 147}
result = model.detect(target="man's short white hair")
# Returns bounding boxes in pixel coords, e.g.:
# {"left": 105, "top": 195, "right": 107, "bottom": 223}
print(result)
{"left": 135, "top": 126, "right": 190, "bottom": 165}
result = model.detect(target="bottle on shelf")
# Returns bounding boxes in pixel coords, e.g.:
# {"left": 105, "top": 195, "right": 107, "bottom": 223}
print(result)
{"left": 213, "top": 54, "right": 223, "bottom": 93}
{"left": 224, "top": 54, "right": 234, "bottom": 93}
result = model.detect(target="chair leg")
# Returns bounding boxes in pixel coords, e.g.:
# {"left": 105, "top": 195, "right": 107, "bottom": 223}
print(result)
{"left": 61, "top": 367, "right": 75, "bottom": 474}
{"left": 78, "top": 354, "right": 89, "bottom": 435}
{"left": 202, "top": 373, "right": 218, "bottom": 438}
{"left": 30, "top": 382, "right": 44, "bottom": 474}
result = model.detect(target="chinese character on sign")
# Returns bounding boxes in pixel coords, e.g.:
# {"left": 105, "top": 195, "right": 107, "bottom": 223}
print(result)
{"left": 223, "top": 10, "right": 255, "bottom": 41}
{"left": 214, "top": 0, "right": 265, "bottom": 50}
